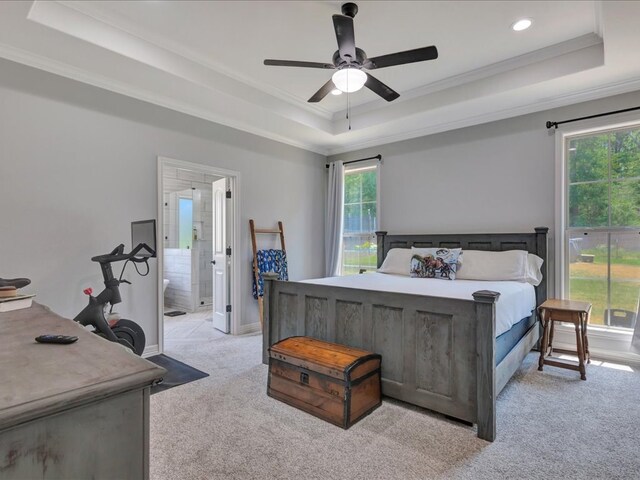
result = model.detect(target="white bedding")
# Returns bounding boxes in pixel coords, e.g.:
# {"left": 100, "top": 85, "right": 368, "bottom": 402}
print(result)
{"left": 301, "top": 273, "right": 536, "bottom": 337}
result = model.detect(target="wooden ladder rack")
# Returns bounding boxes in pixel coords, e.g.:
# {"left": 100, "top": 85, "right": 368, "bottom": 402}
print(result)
{"left": 249, "top": 219, "right": 286, "bottom": 327}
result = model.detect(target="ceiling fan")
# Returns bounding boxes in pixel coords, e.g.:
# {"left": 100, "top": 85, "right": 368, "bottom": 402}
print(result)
{"left": 263, "top": 2, "right": 438, "bottom": 103}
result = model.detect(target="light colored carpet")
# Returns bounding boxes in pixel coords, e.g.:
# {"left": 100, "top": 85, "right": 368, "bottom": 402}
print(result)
{"left": 150, "top": 333, "right": 640, "bottom": 480}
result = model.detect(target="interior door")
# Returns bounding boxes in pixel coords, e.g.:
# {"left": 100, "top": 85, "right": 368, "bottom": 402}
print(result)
{"left": 211, "top": 178, "right": 229, "bottom": 333}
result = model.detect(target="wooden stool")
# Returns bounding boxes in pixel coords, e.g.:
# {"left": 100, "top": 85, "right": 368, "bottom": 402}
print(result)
{"left": 538, "top": 299, "right": 591, "bottom": 380}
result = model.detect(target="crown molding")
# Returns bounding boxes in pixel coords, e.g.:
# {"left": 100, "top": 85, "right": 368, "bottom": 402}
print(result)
{"left": 27, "top": 0, "right": 334, "bottom": 136}
{"left": 330, "top": 40, "right": 604, "bottom": 136}
{"left": 0, "top": 41, "right": 330, "bottom": 155}
{"left": 3, "top": 33, "right": 637, "bottom": 159}
{"left": 55, "top": 0, "right": 336, "bottom": 120}
{"left": 3, "top": 0, "right": 637, "bottom": 159}
{"left": 332, "top": 33, "right": 604, "bottom": 122}
{"left": 327, "top": 75, "right": 640, "bottom": 156}
{"left": 53, "top": 0, "right": 607, "bottom": 127}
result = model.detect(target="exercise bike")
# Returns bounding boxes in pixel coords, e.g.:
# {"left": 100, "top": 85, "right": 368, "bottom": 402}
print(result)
{"left": 74, "top": 242, "right": 154, "bottom": 356}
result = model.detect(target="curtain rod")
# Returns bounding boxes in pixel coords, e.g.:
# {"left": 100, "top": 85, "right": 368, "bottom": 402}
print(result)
{"left": 546, "top": 105, "right": 640, "bottom": 129}
{"left": 325, "top": 154, "right": 382, "bottom": 169}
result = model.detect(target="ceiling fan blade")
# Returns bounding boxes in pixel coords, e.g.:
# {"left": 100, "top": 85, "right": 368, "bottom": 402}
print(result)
{"left": 264, "top": 59, "right": 335, "bottom": 69}
{"left": 365, "top": 46, "right": 438, "bottom": 69}
{"left": 308, "top": 79, "right": 336, "bottom": 103}
{"left": 365, "top": 73, "right": 400, "bottom": 102}
{"left": 332, "top": 14, "right": 356, "bottom": 62}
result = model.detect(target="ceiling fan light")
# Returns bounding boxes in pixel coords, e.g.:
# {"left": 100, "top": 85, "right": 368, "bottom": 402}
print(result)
{"left": 332, "top": 68, "right": 367, "bottom": 93}
{"left": 331, "top": 89, "right": 343, "bottom": 96}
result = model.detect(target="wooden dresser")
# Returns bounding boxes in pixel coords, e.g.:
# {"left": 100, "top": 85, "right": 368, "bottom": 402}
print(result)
{"left": 0, "top": 302, "right": 165, "bottom": 480}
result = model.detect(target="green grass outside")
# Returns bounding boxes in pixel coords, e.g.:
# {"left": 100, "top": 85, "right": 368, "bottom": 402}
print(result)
{"left": 569, "top": 278, "right": 640, "bottom": 326}
{"left": 342, "top": 266, "right": 366, "bottom": 275}
{"left": 571, "top": 247, "right": 640, "bottom": 326}
{"left": 342, "top": 251, "right": 376, "bottom": 276}
{"left": 581, "top": 247, "right": 640, "bottom": 266}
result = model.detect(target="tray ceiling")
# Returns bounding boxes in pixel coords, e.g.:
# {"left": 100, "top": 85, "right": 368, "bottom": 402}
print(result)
{"left": 1, "top": 1, "right": 639, "bottom": 154}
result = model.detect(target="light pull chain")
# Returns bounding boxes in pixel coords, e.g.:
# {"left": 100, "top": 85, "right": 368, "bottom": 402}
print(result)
{"left": 345, "top": 70, "right": 351, "bottom": 131}
{"left": 347, "top": 69, "right": 351, "bottom": 131}
{"left": 347, "top": 91, "right": 351, "bottom": 131}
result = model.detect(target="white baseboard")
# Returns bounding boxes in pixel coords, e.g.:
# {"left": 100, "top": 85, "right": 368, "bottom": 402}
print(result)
{"left": 236, "top": 322, "right": 261, "bottom": 335}
{"left": 142, "top": 344, "right": 160, "bottom": 358}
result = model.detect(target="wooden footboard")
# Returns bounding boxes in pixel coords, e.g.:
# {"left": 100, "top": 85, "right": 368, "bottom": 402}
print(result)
{"left": 262, "top": 279, "right": 500, "bottom": 441}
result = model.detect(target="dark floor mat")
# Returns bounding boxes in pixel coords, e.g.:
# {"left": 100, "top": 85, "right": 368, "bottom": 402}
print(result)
{"left": 164, "top": 311, "right": 186, "bottom": 317}
{"left": 146, "top": 354, "right": 209, "bottom": 394}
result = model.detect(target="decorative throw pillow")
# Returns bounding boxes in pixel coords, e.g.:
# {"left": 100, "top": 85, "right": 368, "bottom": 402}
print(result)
{"left": 410, "top": 248, "right": 461, "bottom": 280}
{"left": 412, "top": 247, "right": 463, "bottom": 266}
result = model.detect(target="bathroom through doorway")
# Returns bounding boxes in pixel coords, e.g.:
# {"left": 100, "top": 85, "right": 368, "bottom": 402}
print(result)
{"left": 157, "top": 157, "right": 239, "bottom": 354}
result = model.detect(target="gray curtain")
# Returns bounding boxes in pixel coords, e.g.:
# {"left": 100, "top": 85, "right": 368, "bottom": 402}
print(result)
{"left": 325, "top": 161, "right": 344, "bottom": 276}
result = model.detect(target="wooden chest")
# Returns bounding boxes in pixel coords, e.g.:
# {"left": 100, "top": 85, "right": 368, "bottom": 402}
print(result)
{"left": 268, "top": 336, "right": 382, "bottom": 429}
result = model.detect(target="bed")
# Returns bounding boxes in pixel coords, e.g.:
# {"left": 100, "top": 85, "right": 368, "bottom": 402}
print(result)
{"left": 262, "top": 228, "right": 548, "bottom": 441}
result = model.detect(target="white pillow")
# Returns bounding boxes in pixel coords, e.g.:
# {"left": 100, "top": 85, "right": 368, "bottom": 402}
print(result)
{"left": 526, "top": 253, "right": 544, "bottom": 286}
{"left": 377, "top": 248, "right": 413, "bottom": 276}
{"left": 456, "top": 250, "right": 543, "bottom": 285}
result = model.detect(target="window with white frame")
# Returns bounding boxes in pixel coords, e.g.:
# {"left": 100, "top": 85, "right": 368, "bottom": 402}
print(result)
{"left": 340, "top": 163, "right": 379, "bottom": 275}
{"left": 563, "top": 125, "right": 640, "bottom": 331}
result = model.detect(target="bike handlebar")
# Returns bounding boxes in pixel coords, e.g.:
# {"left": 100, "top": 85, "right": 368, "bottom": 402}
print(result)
{"left": 91, "top": 243, "right": 155, "bottom": 264}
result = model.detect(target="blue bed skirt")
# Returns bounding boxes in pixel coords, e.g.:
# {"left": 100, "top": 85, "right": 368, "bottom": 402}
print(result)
{"left": 496, "top": 313, "right": 538, "bottom": 365}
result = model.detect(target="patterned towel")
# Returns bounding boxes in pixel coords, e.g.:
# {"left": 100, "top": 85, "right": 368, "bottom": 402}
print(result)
{"left": 252, "top": 249, "right": 288, "bottom": 299}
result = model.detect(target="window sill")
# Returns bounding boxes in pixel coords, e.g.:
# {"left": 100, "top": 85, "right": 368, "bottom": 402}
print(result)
{"left": 551, "top": 323, "right": 640, "bottom": 366}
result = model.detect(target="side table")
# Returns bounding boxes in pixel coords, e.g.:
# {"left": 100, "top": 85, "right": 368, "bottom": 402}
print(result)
{"left": 538, "top": 299, "right": 592, "bottom": 380}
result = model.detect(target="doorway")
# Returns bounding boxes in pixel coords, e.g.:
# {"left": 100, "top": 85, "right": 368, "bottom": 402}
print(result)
{"left": 157, "top": 157, "right": 240, "bottom": 354}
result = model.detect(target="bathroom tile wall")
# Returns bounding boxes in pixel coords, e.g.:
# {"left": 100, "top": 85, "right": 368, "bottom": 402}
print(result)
{"left": 163, "top": 167, "right": 221, "bottom": 310}
{"left": 164, "top": 248, "right": 192, "bottom": 311}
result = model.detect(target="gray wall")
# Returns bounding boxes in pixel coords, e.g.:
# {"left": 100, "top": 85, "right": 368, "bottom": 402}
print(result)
{"left": 329, "top": 88, "right": 640, "bottom": 292}
{"left": 0, "top": 59, "right": 326, "bottom": 351}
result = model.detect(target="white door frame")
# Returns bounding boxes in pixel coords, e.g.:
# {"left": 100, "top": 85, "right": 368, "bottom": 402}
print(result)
{"left": 157, "top": 156, "right": 241, "bottom": 354}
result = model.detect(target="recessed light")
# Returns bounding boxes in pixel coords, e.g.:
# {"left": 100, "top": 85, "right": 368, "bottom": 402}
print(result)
{"left": 331, "top": 89, "right": 343, "bottom": 96}
{"left": 512, "top": 18, "right": 532, "bottom": 31}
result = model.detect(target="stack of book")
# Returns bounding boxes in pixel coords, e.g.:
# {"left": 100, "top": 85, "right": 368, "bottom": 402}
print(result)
{"left": 0, "top": 286, "right": 35, "bottom": 312}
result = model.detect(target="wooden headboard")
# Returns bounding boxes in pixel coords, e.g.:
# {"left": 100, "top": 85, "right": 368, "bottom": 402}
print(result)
{"left": 375, "top": 227, "right": 549, "bottom": 306}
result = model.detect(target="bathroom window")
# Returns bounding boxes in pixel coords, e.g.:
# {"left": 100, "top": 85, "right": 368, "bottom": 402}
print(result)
{"left": 179, "top": 197, "right": 193, "bottom": 249}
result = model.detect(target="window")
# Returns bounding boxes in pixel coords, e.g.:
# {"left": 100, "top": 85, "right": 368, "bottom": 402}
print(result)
{"left": 563, "top": 126, "right": 640, "bottom": 330}
{"left": 178, "top": 197, "right": 193, "bottom": 249}
{"left": 340, "top": 164, "right": 379, "bottom": 275}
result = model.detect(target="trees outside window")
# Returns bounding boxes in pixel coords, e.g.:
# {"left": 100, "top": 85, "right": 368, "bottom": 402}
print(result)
{"left": 341, "top": 165, "right": 378, "bottom": 275}
{"left": 566, "top": 127, "right": 640, "bottom": 328}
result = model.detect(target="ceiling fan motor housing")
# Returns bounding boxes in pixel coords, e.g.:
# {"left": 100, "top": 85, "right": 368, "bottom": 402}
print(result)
{"left": 332, "top": 48, "right": 367, "bottom": 68}
{"left": 341, "top": 3, "right": 359, "bottom": 18}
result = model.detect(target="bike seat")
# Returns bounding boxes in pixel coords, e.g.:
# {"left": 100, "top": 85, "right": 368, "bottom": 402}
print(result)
{"left": 0, "top": 278, "right": 31, "bottom": 289}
